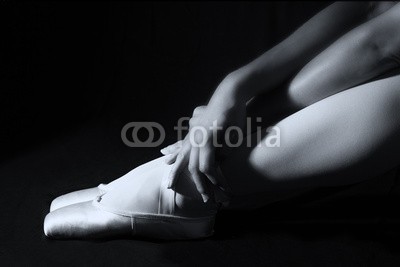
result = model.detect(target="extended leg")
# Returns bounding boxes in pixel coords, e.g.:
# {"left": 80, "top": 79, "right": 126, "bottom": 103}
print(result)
{"left": 44, "top": 157, "right": 218, "bottom": 239}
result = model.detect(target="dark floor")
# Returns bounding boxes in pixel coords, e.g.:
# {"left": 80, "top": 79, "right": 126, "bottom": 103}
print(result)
{"left": 1, "top": 118, "right": 400, "bottom": 266}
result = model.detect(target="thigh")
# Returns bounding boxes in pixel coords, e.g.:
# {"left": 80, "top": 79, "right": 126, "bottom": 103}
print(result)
{"left": 220, "top": 75, "right": 400, "bottom": 204}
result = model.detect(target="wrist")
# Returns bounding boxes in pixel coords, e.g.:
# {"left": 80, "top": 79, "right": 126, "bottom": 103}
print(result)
{"left": 224, "top": 65, "right": 259, "bottom": 103}
{"left": 208, "top": 83, "right": 243, "bottom": 112}
{"left": 211, "top": 67, "right": 254, "bottom": 108}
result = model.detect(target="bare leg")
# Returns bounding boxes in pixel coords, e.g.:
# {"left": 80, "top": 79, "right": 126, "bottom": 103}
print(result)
{"left": 47, "top": 80, "right": 295, "bottom": 213}
{"left": 221, "top": 74, "right": 400, "bottom": 209}
{"left": 44, "top": 74, "right": 400, "bottom": 239}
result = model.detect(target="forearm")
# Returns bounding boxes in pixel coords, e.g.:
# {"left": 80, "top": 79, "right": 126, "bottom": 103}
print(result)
{"left": 208, "top": 2, "right": 371, "bottom": 107}
{"left": 287, "top": 3, "right": 400, "bottom": 108}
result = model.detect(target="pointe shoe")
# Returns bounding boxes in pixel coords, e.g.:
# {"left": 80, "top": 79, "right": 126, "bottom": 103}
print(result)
{"left": 49, "top": 154, "right": 159, "bottom": 212}
{"left": 50, "top": 187, "right": 102, "bottom": 212}
{"left": 44, "top": 157, "right": 218, "bottom": 240}
{"left": 44, "top": 201, "right": 132, "bottom": 239}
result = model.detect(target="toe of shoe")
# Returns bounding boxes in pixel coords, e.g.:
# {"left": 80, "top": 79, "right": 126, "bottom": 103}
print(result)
{"left": 43, "top": 210, "right": 67, "bottom": 238}
{"left": 49, "top": 195, "right": 65, "bottom": 212}
{"left": 43, "top": 213, "right": 54, "bottom": 237}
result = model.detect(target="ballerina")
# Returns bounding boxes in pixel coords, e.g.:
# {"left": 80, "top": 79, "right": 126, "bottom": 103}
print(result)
{"left": 44, "top": 1, "right": 400, "bottom": 240}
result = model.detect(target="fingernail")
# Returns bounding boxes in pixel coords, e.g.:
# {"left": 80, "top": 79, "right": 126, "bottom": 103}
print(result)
{"left": 160, "top": 148, "right": 167, "bottom": 154}
{"left": 201, "top": 194, "right": 209, "bottom": 203}
{"left": 167, "top": 179, "right": 172, "bottom": 189}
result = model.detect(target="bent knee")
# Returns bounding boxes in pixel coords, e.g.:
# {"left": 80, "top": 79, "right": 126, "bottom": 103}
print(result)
{"left": 247, "top": 144, "right": 297, "bottom": 185}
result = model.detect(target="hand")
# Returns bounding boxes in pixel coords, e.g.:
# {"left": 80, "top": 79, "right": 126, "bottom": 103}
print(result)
{"left": 161, "top": 81, "right": 247, "bottom": 203}
{"left": 160, "top": 105, "right": 207, "bottom": 161}
{"left": 161, "top": 70, "right": 248, "bottom": 161}
{"left": 170, "top": 107, "right": 240, "bottom": 202}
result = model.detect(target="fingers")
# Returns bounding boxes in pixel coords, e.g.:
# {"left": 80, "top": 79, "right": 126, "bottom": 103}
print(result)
{"left": 199, "top": 145, "right": 231, "bottom": 196}
{"left": 168, "top": 153, "right": 186, "bottom": 188}
{"left": 189, "top": 117, "right": 197, "bottom": 129}
{"left": 188, "top": 146, "right": 210, "bottom": 203}
{"left": 167, "top": 139, "right": 225, "bottom": 204}
{"left": 161, "top": 105, "right": 206, "bottom": 156}
{"left": 199, "top": 145, "right": 218, "bottom": 186}
{"left": 192, "top": 105, "right": 207, "bottom": 117}
{"left": 160, "top": 140, "right": 183, "bottom": 155}
{"left": 164, "top": 152, "right": 178, "bottom": 165}
{"left": 168, "top": 141, "right": 191, "bottom": 189}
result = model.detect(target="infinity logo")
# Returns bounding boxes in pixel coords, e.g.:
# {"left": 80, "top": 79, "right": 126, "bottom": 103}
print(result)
{"left": 121, "top": 122, "right": 166, "bottom": 147}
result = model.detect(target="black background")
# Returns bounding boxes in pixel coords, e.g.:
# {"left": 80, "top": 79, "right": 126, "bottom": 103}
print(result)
{"left": 1, "top": 1, "right": 327, "bottom": 159}
{"left": 2, "top": 1, "right": 400, "bottom": 266}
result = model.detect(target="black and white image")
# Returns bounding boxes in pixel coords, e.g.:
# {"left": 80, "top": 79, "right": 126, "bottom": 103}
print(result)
{"left": 2, "top": 1, "right": 400, "bottom": 266}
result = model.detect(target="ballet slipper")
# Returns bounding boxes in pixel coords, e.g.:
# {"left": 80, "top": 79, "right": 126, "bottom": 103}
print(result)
{"left": 44, "top": 201, "right": 132, "bottom": 239}
{"left": 50, "top": 187, "right": 101, "bottom": 212}
{"left": 49, "top": 155, "right": 160, "bottom": 212}
{"left": 44, "top": 157, "right": 218, "bottom": 240}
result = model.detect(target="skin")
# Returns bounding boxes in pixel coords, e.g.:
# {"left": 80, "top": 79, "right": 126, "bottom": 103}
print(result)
{"left": 165, "top": 1, "right": 400, "bottom": 201}
{"left": 44, "top": 2, "right": 400, "bottom": 239}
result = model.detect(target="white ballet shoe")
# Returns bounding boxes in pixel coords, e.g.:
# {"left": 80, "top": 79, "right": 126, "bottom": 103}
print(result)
{"left": 44, "top": 201, "right": 132, "bottom": 239}
{"left": 49, "top": 187, "right": 101, "bottom": 212}
{"left": 49, "top": 157, "right": 160, "bottom": 212}
{"left": 44, "top": 157, "right": 218, "bottom": 240}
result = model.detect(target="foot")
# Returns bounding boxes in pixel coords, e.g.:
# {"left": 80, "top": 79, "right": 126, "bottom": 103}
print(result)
{"left": 44, "top": 156, "right": 218, "bottom": 240}
{"left": 44, "top": 201, "right": 132, "bottom": 239}
{"left": 50, "top": 187, "right": 101, "bottom": 212}
{"left": 49, "top": 154, "right": 159, "bottom": 212}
